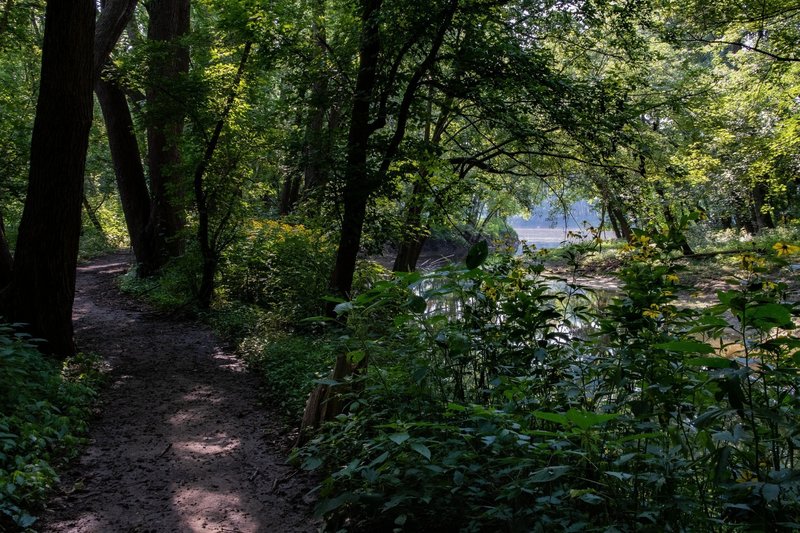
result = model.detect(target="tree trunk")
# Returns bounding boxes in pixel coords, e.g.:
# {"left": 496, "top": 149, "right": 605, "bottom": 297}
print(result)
{"left": 302, "top": 0, "right": 330, "bottom": 194}
{"left": 393, "top": 182, "right": 427, "bottom": 272}
{"left": 92, "top": 0, "right": 153, "bottom": 268}
{"left": 393, "top": 231, "right": 428, "bottom": 272}
{"left": 752, "top": 181, "right": 774, "bottom": 230}
{"left": 0, "top": 0, "right": 13, "bottom": 37}
{"left": 327, "top": 0, "right": 382, "bottom": 304}
{"left": 609, "top": 204, "right": 633, "bottom": 242}
{"left": 278, "top": 175, "right": 302, "bottom": 216}
{"left": 82, "top": 194, "right": 106, "bottom": 236}
{"left": 94, "top": 0, "right": 138, "bottom": 78}
{"left": 607, "top": 205, "right": 622, "bottom": 239}
{"left": 303, "top": 0, "right": 456, "bottom": 435}
{"left": 301, "top": 0, "right": 383, "bottom": 440}
{"left": 141, "top": 0, "right": 190, "bottom": 275}
{"left": 195, "top": 41, "right": 252, "bottom": 309}
{"left": 653, "top": 182, "right": 694, "bottom": 255}
{"left": 1, "top": 0, "right": 94, "bottom": 356}
{"left": 95, "top": 78, "right": 152, "bottom": 262}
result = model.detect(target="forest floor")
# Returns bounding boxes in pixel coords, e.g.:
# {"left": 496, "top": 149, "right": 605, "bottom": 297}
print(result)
{"left": 39, "top": 253, "right": 318, "bottom": 533}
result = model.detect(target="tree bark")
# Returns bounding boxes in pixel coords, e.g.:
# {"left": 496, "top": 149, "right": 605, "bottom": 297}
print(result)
{"left": 303, "top": 0, "right": 458, "bottom": 436}
{"left": 94, "top": 0, "right": 138, "bottom": 79}
{"left": 278, "top": 175, "right": 301, "bottom": 216}
{"left": 95, "top": 78, "right": 152, "bottom": 262}
{"left": 141, "top": 0, "right": 190, "bottom": 275}
{"left": 752, "top": 181, "right": 775, "bottom": 230}
{"left": 82, "top": 194, "right": 106, "bottom": 236}
{"left": 302, "top": 0, "right": 330, "bottom": 194}
{"left": 609, "top": 203, "right": 633, "bottom": 242}
{"left": 393, "top": 230, "right": 428, "bottom": 272}
{"left": 1, "top": 0, "right": 95, "bottom": 356}
{"left": 327, "top": 0, "right": 383, "bottom": 303}
{"left": 607, "top": 204, "right": 622, "bottom": 239}
{"left": 0, "top": 0, "right": 13, "bottom": 37}
{"left": 300, "top": 0, "right": 384, "bottom": 440}
{"left": 91, "top": 0, "right": 154, "bottom": 267}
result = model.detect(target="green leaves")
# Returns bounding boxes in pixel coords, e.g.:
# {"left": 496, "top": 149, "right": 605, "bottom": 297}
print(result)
{"left": 0, "top": 327, "right": 100, "bottom": 529}
{"left": 534, "top": 409, "right": 620, "bottom": 430}
{"left": 465, "top": 241, "right": 489, "bottom": 270}
{"left": 294, "top": 231, "right": 800, "bottom": 532}
{"left": 388, "top": 432, "right": 410, "bottom": 445}
{"left": 654, "top": 340, "right": 714, "bottom": 354}
{"left": 410, "top": 442, "right": 431, "bottom": 460}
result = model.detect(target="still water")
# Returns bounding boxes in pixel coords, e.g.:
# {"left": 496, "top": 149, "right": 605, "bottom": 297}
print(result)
{"left": 514, "top": 227, "right": 607, "bottom": 250}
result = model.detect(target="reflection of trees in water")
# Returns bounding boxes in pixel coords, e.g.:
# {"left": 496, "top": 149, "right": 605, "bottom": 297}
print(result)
{"left": 513, "top": 227, "right": 611, "bottom": 250}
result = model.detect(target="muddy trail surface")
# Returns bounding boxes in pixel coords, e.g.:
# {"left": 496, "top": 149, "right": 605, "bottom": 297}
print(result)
{"left": 40, "top": 253, "right": 318, "bottom": 533}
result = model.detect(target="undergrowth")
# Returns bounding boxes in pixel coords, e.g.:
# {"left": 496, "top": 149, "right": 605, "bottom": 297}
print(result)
{"left": 113, "top": 216, "right": 800, "bottom": 530}
{"left": 0, "top": 326, "right": 103, "bottom": 530}
{"left": 294, "top": 231, "right": 800, "bottom": 532}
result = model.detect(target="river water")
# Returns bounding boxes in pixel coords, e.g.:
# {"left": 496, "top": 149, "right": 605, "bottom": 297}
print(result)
{"left": 513, "top": 227, "right": 608, "bottom": 250}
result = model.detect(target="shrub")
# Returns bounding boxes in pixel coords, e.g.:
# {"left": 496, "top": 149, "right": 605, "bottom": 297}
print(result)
{"left": 296, "top": 238, "right": 800, "bottom": 531}
{"left": 0, "top": 326, "right": 101, "bottom": 530}
{"left": 221, "top": 220, "right": 335, "bottom": 327}
{"left": 241, "top": 334, "right": 337, "bottom": 421}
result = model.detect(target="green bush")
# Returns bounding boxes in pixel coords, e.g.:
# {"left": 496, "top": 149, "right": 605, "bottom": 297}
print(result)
{"left": 241, "top": 334, "right": 337, "bottom": 421}
{"left": 0, "top": 326, "right": 101, "bottom": 530}
{"left": 221, "top": 220, "right": 335, "bottom": 327}
{"left": 296, "top": 239, "right": 800, "bottom": 531}
{"left": 118, "top": 248, "right": 201, "bottom": 310}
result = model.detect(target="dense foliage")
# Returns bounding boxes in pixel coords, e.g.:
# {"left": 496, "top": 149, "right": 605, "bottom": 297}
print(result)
{"left": 294, "top": 238, "right": 800, "bottom": 531}
{"left": 0, "top": 326, "right": 101, "bottom": 530}
{"left": 0, "top": 0, "right": 799, "bottom": 530}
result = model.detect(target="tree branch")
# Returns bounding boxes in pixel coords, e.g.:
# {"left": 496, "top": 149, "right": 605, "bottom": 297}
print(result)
{"left": 676, "top": 36, "right": 800, "bottom": 62}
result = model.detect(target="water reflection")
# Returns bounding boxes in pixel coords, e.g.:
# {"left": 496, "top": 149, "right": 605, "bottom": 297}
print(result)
{"left": 410, "top": 271, "right": 612, "bottom": 340}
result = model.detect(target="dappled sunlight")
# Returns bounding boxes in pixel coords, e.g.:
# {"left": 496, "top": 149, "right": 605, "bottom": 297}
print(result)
{"left": 77, "top": 261, "right": 129, "bottom": 274}
{"left": 172, "top": 487, "right": 260, "bottom": 533}
{"left": 173, "top": 433, "right": 241, "bottom": 456}
{"left": 211, "top": 349, "right": 247, "bottom": 373}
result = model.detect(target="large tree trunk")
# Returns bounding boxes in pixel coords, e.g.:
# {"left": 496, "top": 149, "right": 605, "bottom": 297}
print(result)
{"left": 140, "top": 0, "right": 190, "bottom": 275}
{"left": 1, "top": 0, "right": 94, "bottom": 356}
{"left": 95, "top": 78, "right": 152, "bottom": 262}
{"left": 92, "top": 0, "right": 153, "bottom": 269}
{"left": 327, "top": 0, "right": 382, "bottom": 303}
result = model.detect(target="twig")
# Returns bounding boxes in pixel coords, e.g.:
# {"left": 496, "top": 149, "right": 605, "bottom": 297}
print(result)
{"left": 157, "top": 443, "right": 172, "bottom": 458}
{"left": 249, "top": 468, "right": 259, "bottom": 481}
{"left": 270, "top": 470, "right": 298, "bottom": 492}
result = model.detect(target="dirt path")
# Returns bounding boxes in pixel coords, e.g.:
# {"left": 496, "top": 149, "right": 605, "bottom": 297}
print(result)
{"left": 39, "top": 254, "right": 318, "bottom": 532}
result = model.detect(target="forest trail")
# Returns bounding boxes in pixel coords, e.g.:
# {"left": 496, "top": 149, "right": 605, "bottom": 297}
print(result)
{"left": 39, "top": 254, "right": 317, "bottom": 533}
